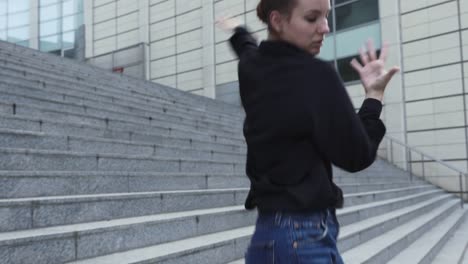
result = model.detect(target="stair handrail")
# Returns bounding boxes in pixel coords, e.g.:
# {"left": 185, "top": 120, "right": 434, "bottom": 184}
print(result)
{"left": 384, "top": 135, "right": 466, "bottom": 208}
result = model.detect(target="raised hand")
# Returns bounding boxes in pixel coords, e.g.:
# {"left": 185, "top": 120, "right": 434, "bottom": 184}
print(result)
{"left": 350, "top": 39, "right": 400, "bottom": 101}
{"left": 215, "top": 16, "right": 241, "bottom": 33}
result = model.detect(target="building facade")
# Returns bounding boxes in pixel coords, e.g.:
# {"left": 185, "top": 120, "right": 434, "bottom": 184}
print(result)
{"left": 1, "top": 0, "right": 467, "bottom": 196}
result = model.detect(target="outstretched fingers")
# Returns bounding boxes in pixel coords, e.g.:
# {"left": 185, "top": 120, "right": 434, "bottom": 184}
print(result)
{"left": 359, "top": 47, "right": 370, "bottom": 65}
{"left": 379, "top": 42, "right": 389, "bottom": 62}
{"left": 350, "top": 58, "right": 363, "bottom": 73}
{"left": 383, "top": 66, "right": 400, "bottom": 84}
{"left": 367, "top": 39, "right": 377, "bottom": 61}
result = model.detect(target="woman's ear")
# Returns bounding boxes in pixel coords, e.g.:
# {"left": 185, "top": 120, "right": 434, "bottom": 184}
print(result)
{"left": 269, "top": 10, "right": 283, "bottom": 34}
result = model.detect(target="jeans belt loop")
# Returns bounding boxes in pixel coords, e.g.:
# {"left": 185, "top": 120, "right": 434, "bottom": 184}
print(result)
{"left": 274, "top": 211, "right": 282, "bottom": 226}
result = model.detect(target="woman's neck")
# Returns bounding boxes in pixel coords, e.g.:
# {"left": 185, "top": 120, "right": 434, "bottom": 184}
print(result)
{"left": 267, "top": 32, "right": 281, "bottom": 41}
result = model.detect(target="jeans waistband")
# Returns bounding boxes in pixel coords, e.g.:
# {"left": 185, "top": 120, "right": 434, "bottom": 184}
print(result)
{"left": 256, "top": 208, "right": 335, "bottom": 229}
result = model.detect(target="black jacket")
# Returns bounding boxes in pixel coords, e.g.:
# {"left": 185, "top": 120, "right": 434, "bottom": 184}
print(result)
{"left": 229, "top": 27, "right": 386, "bottom": 212}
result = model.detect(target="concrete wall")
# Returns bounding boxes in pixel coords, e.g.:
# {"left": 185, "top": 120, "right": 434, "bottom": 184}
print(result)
{"left": 397, "top": 0, "right": 468, "bottom": 196}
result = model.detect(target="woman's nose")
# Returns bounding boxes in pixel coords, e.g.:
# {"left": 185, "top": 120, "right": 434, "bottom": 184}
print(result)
{"left": 319, "top": 18, "right": 330, "bottom": 34}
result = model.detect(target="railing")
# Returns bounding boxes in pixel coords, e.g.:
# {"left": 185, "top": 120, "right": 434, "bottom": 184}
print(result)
{"left": 382, "top": 136, "right": 467, "bottom": 208}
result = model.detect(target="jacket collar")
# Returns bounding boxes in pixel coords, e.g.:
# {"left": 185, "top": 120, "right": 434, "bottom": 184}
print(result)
{"left": 259, "top": 40, "right": 315, "bottom": 58}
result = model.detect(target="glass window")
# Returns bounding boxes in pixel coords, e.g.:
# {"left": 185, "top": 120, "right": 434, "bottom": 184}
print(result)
{"left": 76, "top": 13, "right": 83, "bottom": 26}
{"left": 335, "top": 0, "right": 379, "bottom": 31}
{"left": 62, "top": 15, "right": 76, "bottom": 31}
{"left": 0, "top": 30, "right": 6, "bottom": 40}
{"left": 0, "top": 1, "right": 7, "bottom": 15}
{"left": 40, "top": 0, "right": 60, "bottom": 7}
{"left": 40, "top": 19, "right": 61, "bottom": 36}
{"left": 62, "top": 31, "right": 75, "bottom": 49}
{"left": 63, "top": 0, "right": 80, "bottom": 16}
{"left": 40, "top": 4, "right": 61, "bottom": 21}
{"left": 335, "top": 0, "right": 352, "bottom": 6}
{"left": 335, "top": 22, "right": 381, "bottom": 59}
{"left": 8, "top": 11, "right": 29, "bottom": 28}
{"left": 40, "top": 34, "right": 61, "bottom": 52}
{"left": 317, "top": 35, "right": 335, "bottom": 61}
{"left": 337, "top": 50, "right": 381, "bottom": 83}
{"left": 16, "top": 39, "right": 29, "bottom": 47}
{"left": 0, "top": 15, "right": 6, "bottom": 30}
{"left": 8, "top": 0, "right": 29, "bottom": 13}
{"left": 64, "top": 48, "right": 75, "bottom": 58}
{"left": 48, "top": 49, "right": 62, "bottom": 55}
{"left": 328, "top": 9, "right": 334, "bottom": 32}
{"left": 337, "top": 55, "right": 360, "bottom": 82}
{"left": 7, "top": 26, "right": 28, "bottom": 41}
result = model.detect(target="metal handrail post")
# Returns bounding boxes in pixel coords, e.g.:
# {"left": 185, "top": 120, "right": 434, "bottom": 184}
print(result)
{"left": 421, "top": 153, "right": 425, "bottom": 181}
{"left": 459, "top": 173, "right": 464, "bottom": 208}
{"left": 384, "top": 135, "right": 467, "bottom": 207}
{"left": 408, "top": 148, "right": 412, "bottom": 182}
{"left": 390, "top": 140, "right": 393, "bottom": 164}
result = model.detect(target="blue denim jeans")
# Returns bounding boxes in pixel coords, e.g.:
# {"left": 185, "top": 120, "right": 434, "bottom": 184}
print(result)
{"left": 245, "top": 208, "right": 344, "bottom": 264}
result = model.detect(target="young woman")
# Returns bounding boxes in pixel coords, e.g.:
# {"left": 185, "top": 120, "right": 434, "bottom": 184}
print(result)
{"left": 217, "top": 0, "right": 399, "bottom": 263}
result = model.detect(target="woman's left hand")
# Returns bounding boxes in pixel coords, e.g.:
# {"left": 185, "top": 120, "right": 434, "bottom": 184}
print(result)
{"left": 350, "top": 39, "right": 400, "bottom": 101}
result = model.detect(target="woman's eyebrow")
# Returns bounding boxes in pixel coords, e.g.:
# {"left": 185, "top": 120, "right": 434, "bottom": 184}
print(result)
{"left": 304, "top": 9, "right": 330, "bottom": 15}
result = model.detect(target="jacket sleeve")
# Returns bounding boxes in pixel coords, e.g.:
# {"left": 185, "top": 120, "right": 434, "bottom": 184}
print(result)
{"left": 306, "top": 61, "right": 386, "bottom": 172}
{"left": 228, "top": 26, "right": 258, "bottom": 58}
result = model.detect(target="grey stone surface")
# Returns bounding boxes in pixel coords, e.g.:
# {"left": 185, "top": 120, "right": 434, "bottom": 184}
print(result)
{"left": 0, "top": 114, "right": 42, "bottom": 132}
{"left": 338, "top": 190, "right": 443, "bottom": 226}
{"left": 0, "top": 54, "right": 243, "bottom": 122}
{"left": 97, "top": 157, "right": 180, "bottom": 172}
{"left": 77, "top": 217, "right": 196, "bottom": 259}
{"left": 338, "top": 195, "right": 449, "bottom": 252}
{"left": 0, "top": 237, "right": 75, "bottom": 264}
{"left": 0, "top": 39, "right": 465, "bottom": 264}
{"left": 0, "top": 149, "right": 98, "bottom": 171}
{"left": 0, "top": 206, "right": 32, "bottom": 232}
{"left": 0, "top": 130, "right": 67, "bottom": 151}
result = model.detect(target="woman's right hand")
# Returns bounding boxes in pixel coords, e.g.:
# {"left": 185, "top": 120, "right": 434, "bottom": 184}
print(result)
{"left": 350, "top": 40, "right": 400, "bottom": 101}
{"left": 215, "top": 16, "right": 241, "bottom": 33}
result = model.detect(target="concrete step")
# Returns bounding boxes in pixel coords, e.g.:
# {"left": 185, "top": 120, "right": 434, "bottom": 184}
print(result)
{"left": 343, "top": 185, "right": 435, "bottom": 207}
{"left": 227, "top": 260, "right": 244, "bottom": 264}
{"left": 341, "top": 198, "right": 461, "bottom": 263}
{"left": 432, "top": 206, "right": 468, "bottom": 264}
{"left": 0, "top": 49, "right": 243, "bottom": 120}
{"left": 0, "top": 128, "right": 245, "bottom": 162}
{"left": 0, "top": 51, "right": 243, "bottom": 120}
{"left": 66, "top": 225, "right": 253, "bottom": 264}
{"left": 0, "top": 186, "right": 433, "bottom": 232}
{"left": 338, "top": 193, "right": 453, "bottom": 252}
{"left": 56, "top": 191, "right": 447, "bottom": 264}
{"left": 228, "top": 194, "right": 454, "bottom": 264}
{"left": 0, "top": 147, "right": 246, "bottom": 173}
{"left": 0, "top": 205, "right": 256, "bottom": 263}
{"left": 0, "top": 171, "right": 248, "bottom": 198}
{"left": 0, "top": 77, "right": 242, "bottom": 133}
{"left": 0, "top": 96, "right": 244, "bottom": 145}
{"left": 0, "top": 169, "right": 420, "bottom": 198}
{"left": 388, "top": 207, "right": 467, "bottom": 264}
{"left": 0, "top": 67, "right": 239, "bottom": 125}
{"left": 0, "top": 113, "right": 247, "bottom": 154}
{"left": 0, "top": 188, "right": 249, "bottom": 232}
{"left": 338, "top": 189, "right": 444, "bottom": 226}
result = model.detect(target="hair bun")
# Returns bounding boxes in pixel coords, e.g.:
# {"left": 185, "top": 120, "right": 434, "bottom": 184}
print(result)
{"left": 257, "top": 1, "right": 268, "bottom": 23}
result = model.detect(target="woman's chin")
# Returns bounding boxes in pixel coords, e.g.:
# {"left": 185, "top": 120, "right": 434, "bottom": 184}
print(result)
{"left": 308, "top": 47, "right": 321, "bottom": 55}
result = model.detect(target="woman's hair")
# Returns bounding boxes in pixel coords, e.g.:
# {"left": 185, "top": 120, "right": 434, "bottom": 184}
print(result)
{"left": 256, "top": 0, "right": 297, "bottom": 26}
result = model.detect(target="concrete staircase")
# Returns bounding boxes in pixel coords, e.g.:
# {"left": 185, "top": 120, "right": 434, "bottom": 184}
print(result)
{"left": 0, "top": 40, "right": 466, "bottom": 264}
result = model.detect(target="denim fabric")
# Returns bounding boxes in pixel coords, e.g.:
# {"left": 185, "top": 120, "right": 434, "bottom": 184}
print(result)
{"left": 245, "top": 209, "right": 344, "bottom": 264}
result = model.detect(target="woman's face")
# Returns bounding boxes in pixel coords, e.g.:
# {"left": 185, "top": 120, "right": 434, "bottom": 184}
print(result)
{"left": 274, "top": 0, "right": 331, "bottom": 55}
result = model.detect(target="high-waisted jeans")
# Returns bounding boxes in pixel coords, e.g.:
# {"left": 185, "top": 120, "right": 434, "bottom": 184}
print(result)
{"left": 245, "top": 208, "right": 344, "bottom": 264}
